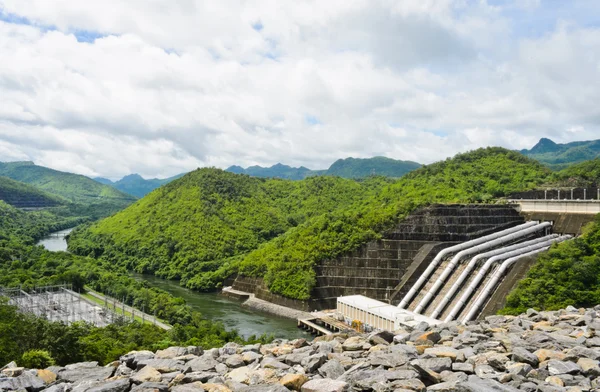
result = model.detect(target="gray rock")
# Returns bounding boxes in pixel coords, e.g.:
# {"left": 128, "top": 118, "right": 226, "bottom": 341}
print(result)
{"left": 58, "top": 366, "right": 115, "bottom": 383}
{"left": 136, "top": 359, "right": 185, "bottom": 373}
{"left": 511, "top": 347, "right": 539, "bottom": 367}
{"left": 86, "top": 379, "right": 131, "bottom": 392}
{"left": 318, "top": 360, "right": 344, "bottom": 380}
{"left": 120, "top": 352, "right": 155, "bottom": 368}
{"left": 261, "top": 357, "right": 290, "bottom": 370}
{"left": 301, "top": 378, "right": 348, "bottom": 392}
{"left": 237, "top": 385, "right": 290, "bottom": 392}
{"left": 416, "top": 357, "right": 452, "bottom": 373}
{"left": 131, "top": 382, "right": 169, "bottom": 392}
{"left": 187, "top": 356, "right": 220, "bottom": 372}
{"left": 368, "top": 331, "right": 394, "bottom": 345}
{"left": 452, "top": 363, "right": 474, "bottom": 374}
{"left": 225, "top": 355, "right": 246, "bottom": 369}
{"left": 182, "top": 372, "right": 220, "bottom": 383}
{"left": 547, "top": 359, "right": 582, "bottom": 375}
{"left": 171, "top": 383, "right": 206, "bottom": 392}
{"left": 369, "top": 352, "right": 409, "bottom": 368}
{"left": 300, "top": 354, "right": 327, "bottom": 373}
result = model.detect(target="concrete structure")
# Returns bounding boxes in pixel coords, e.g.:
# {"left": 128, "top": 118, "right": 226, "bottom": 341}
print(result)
{"left": 337, "top": 295, "right": 440, "bottom": 331}
{"left": 509, "top": 200, "right": 600, "bottom": 214}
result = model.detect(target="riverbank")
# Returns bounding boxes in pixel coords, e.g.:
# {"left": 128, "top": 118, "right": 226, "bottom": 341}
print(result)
{"left": 222, "top": 287, "right": 312, "bottom": 320}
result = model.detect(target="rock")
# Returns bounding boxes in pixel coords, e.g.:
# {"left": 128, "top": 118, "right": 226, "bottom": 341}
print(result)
{"left": 2, "top": 367, "right": 25, "bottom": 377}
{"left": 155, "top": 347, "right": 189, "bottom": 359}
{"left": 577, "top": 357, "right": 600, "bottom": 377}
{"left": 369, "top": 352, "right": 409, "bottom": 368}
{"left": 545, "top": 375, "right": 565, "bottom": 387}
{"left": 86, "top": 378, "right": 131, "bottom": 392}
{"left": 188, "top": 357, "right": 220, "bottom": 372}
{"left": 225, "top": 355, "right": 246, "bottom": 369}
{"left": 300, "top": 378, "right": 348, "bottom": 392}
{"left": 58, "top": 365, "right": 115, "bottom": 383}
{"left": 242, "top": 352, "right": 263, "bottom": 364}
{"left": 318, "top": 360, "right": 344, "bottom": 380}
{"left": 121, "top": 351, "right": 155, "bottom": 368}
{"left": 368, "top": 330, "right": 394, "bottom": 345}
{"left": 171, "top": 382, "right": 206, "bottom": 392}
{"left": 131, "top": 382, "right": 169, "bottom": 392}
{"left": 452, "top": 362, "right": 474, "bottom": 374}
{"left": 547, "top": 360, "right": 582, "bottom": 375}
{"left": 279, "top": 374, "right": 308, "bottom": 391}
{"left": 36, "top": 369, "right": 57, "bottom": 384}
{"left": 228, "top": 366, "right": 250, "bottom": 384}
{"left": 131, "top": 366, "right": 162, "bottom": 384}
{"left": 424, "top": 347, "right": 460, "bottom": 361}
{"left": 414, "top": 331, "right": 441, "bottom": 344}
{"left": 535, "top": 349, "right": 566, "bottom": 363}
{"left": 416, "top": 357, "right": 452, "bottom": 373}
{"left": 341, "top": 336, "right": 366, "bottom": 351}
{"left": 300, "top": 354, "right": 327, "bottom": 372}
{"left": 183, "top": 372, "right": 221, "bottom": 384}
{"left": 511, "top": 347, "right": 539, "bottom": 367}
{"left": 137, "top": 359, "right": 185, "bottom": 373}
{"left": 261, "top": 357, "right": 290, "bottom": 370}
{"left": 1, "top": 361, "right": 17, "bottom": 371}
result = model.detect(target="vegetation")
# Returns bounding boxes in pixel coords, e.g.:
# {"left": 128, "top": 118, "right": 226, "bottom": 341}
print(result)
{"left": 501, "top": 216, "right": 600, "bottom": 314}
{"left": 20, "top": 350, "right": 55, "bottom": 369}
{"left": 326, "top": 156, "right": 421, "bottom": 178}
{"left": 521, "top": 137, "right": 600, "bottom": 170}
{"left": 71, "top": 148, "right": 551, "bottom": 300}
{"left": 96, "top": 173, "right": 186, "bottom": 198}
{"left": 0, "top": 199, "right": 269, "bottom": 366}
{"left": 226, "top": 156, "right": 421, "bottom": 180}
{"left": 0, "top": 176, "right": 64, "bottom": 209}
{"left": 0, "top": 161, "right": 136, "bottom": 213}
{"left": 548, "top": 158, "right": 600, "bottom": 187}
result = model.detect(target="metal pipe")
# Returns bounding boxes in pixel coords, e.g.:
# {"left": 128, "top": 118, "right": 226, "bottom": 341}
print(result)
{"left": 397, "top": 222, "right": 538, "bottom": 309}
{"left": 443, "top": 235, "right": 568, "bottom": 322}
{"left": 413, "top": 222, "right": 552, "bottom": 314}
{"left": 461, "top": 235, "right": 571, "bottom": 322}
{"left": 430, "top": 233, "right": 558, "bottom": 319}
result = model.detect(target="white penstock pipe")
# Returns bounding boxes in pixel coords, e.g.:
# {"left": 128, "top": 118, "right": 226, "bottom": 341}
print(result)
{"left": 413, "top": 222, "right": 552, "bottom": 315}
{"left": 444, "top": 235, "right": 567, "bottom": 322}
{"left": 430, "top": 233, "right": 559, "bottom": 320}
{"left": 397, "top": 221, "right": 538, "bottom": 309}
{"left": 461, "top": 236, "right": 571, "bottom": 322}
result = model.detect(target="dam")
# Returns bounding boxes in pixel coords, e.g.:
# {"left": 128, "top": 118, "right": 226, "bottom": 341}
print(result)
{"left": 235, "top": 189, "right": 598, "bottom": 331}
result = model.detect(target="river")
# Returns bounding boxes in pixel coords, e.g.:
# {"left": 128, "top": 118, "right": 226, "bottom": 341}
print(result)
{"left": 38, "top": 229, "right": 307, "bottom": 339}
{"left": 37, "top": 228, "right": 73, "bottom": 252}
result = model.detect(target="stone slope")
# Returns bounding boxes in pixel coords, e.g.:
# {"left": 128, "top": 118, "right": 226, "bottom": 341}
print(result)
{"left": 3, "top": 306, "right": 600, "bottom": 391}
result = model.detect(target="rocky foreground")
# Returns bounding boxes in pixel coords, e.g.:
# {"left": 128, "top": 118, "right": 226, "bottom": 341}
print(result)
{"left": 4, "top": 306, "right": 600, "bottom": 392}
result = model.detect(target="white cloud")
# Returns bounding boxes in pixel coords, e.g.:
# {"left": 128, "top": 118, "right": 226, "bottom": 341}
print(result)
{"left": 0, "top": 0, "right": 598, "bottom": 178}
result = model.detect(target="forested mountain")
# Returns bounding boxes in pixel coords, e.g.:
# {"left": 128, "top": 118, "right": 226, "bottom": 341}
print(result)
{"left": 0, "top": 176, "right": 64, "bottom": 209}
{"left": 226, "top": 163, "right": 317, "bottom": 180}
{"left": 97, "top": 173, "right": 186, "bottom": 198}
{"left": 548, "top": 158, "right": 600, "bottom": 187}
{"left": 326, "top": 156, "right": 421, "bottom": 178}
{"left": 70, "top": 148, "right": 550, "bottom": 300}
{"left": 0, "top": 162, "right": 136, "bottom": 214}
{"left": 226, "top": 156, "right": 421, "bottom": 180}
{"left": 521, "top": 138, "right": 600, "bottom": 170}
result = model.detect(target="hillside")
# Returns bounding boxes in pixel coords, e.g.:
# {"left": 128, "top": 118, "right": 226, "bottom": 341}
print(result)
{"left": 548, "top": 158, "right": 600, "bottom": 187}
{"left": 326, "top": 156, "right": 421, "bottom": 178}
{"left": 226, "top": 156, "right": 421, "bottom": 180}
{"left": 0, "top": 176, "right": 64, "bottom": 209}
{"left": 108, "top": 173, "right": 185, "bottom": 198}
{"left": 521, "top": 137, "right": 600, "bottom": 170}
{"left": 70, "top": 148, "right": 550, "bottom": 300}
{"left": 0, "top": 162, "right": 136, "bottom": 210}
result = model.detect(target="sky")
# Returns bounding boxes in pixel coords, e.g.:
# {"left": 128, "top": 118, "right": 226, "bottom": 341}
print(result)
{"left": 0, "top": 0, "right": 599, "bottom": 180}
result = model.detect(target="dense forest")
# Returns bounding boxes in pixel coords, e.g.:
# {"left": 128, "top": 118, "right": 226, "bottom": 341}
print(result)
{"left": 0, "top": 177, "right": 64, "bottom": 209}
{"left": 548, "top": 158, "right": 600, "bottom": 187}
{"left": 70, "top": 148, "right": 551, "bottom": 300}
{"left": 226, "top": 156, "right": 421, "bottom": 180}
{"left": 95, "top": 173, "right": 186, "bottom": 198}
{"left": 0, "top": 161, "right": 136, "bottom": 215}
{"left": 0, "top": 200, "right": 267, "bottom": 366}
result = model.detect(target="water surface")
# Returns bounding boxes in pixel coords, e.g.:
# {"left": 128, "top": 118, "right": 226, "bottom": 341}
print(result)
{"left": 36, "top": 228, "right": 74, "bottom": 252}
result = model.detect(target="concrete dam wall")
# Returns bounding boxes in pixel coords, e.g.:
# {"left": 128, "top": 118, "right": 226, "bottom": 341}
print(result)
{"left": 232, "top": 204, "right": 526, "bottom": 311}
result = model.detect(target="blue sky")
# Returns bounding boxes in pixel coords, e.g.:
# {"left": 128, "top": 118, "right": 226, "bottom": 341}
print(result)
{"left": 0, "top": 0, "right": 598, "bottom": 179}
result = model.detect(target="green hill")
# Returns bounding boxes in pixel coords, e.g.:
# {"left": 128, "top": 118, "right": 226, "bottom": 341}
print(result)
{"left": 548, "top": 158, "right": 600, "bottom": 187}
{"left": 0, "top": 176, "right": 64, "bottom": 209}
{"left": 0, "top": 162, "right": 136, "bottom": 210}
{"left": 326, "top": 156, "right": 421, "bottom": 178}
{"left": 521, "top": 138, "right": 600, "bottom": 170}
{"left": 70, "top": 148, "right": 549, "bottom": 300}
{"left": 226, "top": 156, "right": 421, "bottom": 180}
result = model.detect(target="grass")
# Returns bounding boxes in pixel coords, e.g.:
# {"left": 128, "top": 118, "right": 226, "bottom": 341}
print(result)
{"left": 81, "top": 289, "right": 169, "bottom": 326}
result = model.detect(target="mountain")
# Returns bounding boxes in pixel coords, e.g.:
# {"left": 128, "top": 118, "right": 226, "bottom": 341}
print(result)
{"left": 521, "top": 138, "right": 600, "bottom": 170}
{"left": 326, "top": 156, "right": 421, "bottom": 178}
{"left": 0, "top": 176, "right": 64, "bottom": 209}
{"left": 0, "top": 162, "right": 136, "bottom": 209}
{"left": 70, "top": 148, "right": 549, "bottom": 300}
{"left": 226, "top": 156, "right": 421, "bottom": 180}
{"left": 93, "top": 173, "right": 186, "bottom": 198}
